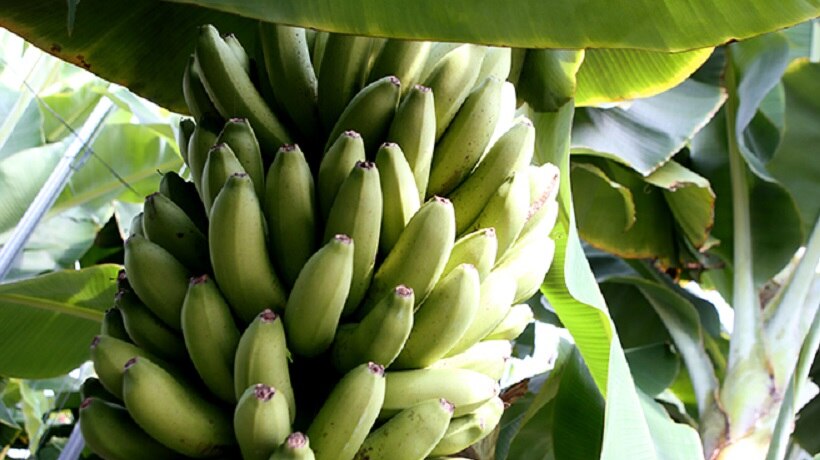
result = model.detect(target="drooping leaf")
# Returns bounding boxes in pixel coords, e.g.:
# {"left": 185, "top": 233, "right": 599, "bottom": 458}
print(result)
{"left": 571, "top": 161, "right": 636, "bottom": 233}
{"left": 0, "top": 265, "right": 119, "bottom": 378}
{"left": 625, "top": 343, "right": 680, "bottom": 397}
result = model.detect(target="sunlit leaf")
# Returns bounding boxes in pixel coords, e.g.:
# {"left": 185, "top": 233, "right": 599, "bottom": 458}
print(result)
{"left": 0, "top": 141, "right": 65, "bottom": 234}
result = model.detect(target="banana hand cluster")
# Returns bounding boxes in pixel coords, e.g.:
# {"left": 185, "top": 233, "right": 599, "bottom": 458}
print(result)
{"left": 82, "top": 22, "right": 560, "bottom": 460}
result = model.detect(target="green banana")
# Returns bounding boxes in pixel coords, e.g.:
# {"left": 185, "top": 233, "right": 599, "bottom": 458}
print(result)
{"left": 426, "top": 76, "right": 503, "bottom": 197}
{"left": 317, "top": 33, "right": 376, "bottom": 131}
{"left": 264, "top": 144, "right": 318, "bottom": 287}
{"left": 177, "top": 117, "right": 195, "bottom": 165}
{"left": 101, "top": 307, "right": 132, "bottom": 343}
{"left": 374, "top": 142, "right": 420, "bottom": 255}
{"left": 122, "top": 357, "right": 235, "bottom": 458}
{"left": 123, "top": 234, "right": 190, "bottom": 330}
{"left": 382, "top": 368, "right": 499, "bottom": 418}
{"left": 234, "top": 309, "right": 295, "bottom": 421}
{"left": 467, "top": 170, "right": 530, "bottom": 259}
{"left": 429, "top": 396, "right": 504, "bottom": 456}
{"left": 158, "top": 171, "right": 209, "bottom": 234}
{"left": 386, "top": 83, "right": 436, "bottom": 201}
{"left": 323, "top": 161, "right": 382, "bottom": 316}
{"left": 325, "top": 75, "right": 401, "bottom": 156}
{"left": 89, "top": 335, "right": 159, "bottom": 400}
{"left": 186, "top": 119, "right": 220, "bottom": 194}
{"left": 418, "top": 43, "right": 460, "bottom": 81}
{"left": 306, "top": 362, "right": 385, "bottom": 460}
{"left": 484, "top": 303, "right": 534, "bottom": 341}
{"left": 317, "top": 130, "right": 366, "bottom": 221}
{"left": 475, "top": 47, "right": 512, "bottom": 89}
{"left": 115, "top": 289, "right": 188, "bottom": 363}
{"left": 201, "top": 142, "right": 246, "bottom": 213}
{"left": 128, "top": 212, "right": 144, "bottom": 238}
{"left": 433, "top": 340, "right": 512, "bottom": 380}
{"left": 446, "top": 269, "right": 516, "bottom": 356}
{"left": 284, "top": 234, "right": 354, "bottom": 357}
{"left": 209, "top": 172, "right": 288, "bottom": 322}
{"left": 195, "top": 24, "right": 292, "bottom": 150}
{"left": 182, "top": 54, "right": 221, "bottom": 124}
{"left": 392, "top": 264, "right": 481, "bottom": 369}
{"left": 494, "top": 219, "right": 556, "bottom": 303}
{"left": 216, "top": 117, "right": 266, "bottom": 200}
{"left": 223, "top": 33, "right": 251, "bottom": 74}
{"left": 181, "top": 274, "right": 241, "bottom": 403}
{"left": 354, "top": 398, "right": 453, "bottom": 460}
{"left": 80, "top": 377, "right": 120, "bottom": 405}
{"left": 234, "top": 384, "right": 291, "bottom": 460}
{"left": 80, "top": 397, "right": 178, "bottom": 460}
{"left": 519, "top": 163, "right": 561, "bottom": 243}
{"left": 364, "top": 196, "right": 454, "bottom": 314}
{"left": 442, "top": 227, "right": 498, "bottom": 281}
{"left": 270, "top": 432, "right": 316, "bottom": 460}
{"left": 367, "top": 40, "right": 431, "bottom": 96}
{"left": 422, "top": 44, "right": 486, "bottom": 140}
{"left": 448, "top": 118, "right": 535, "bottom": 234}
{"left": 142, "top": 191, "right": 210, "bottom": 273}
{"left": 331, "top": 285, "right": 414, "bottom": 373}
{"left": 258, "top": 22, "right": 320, "bottom": 144}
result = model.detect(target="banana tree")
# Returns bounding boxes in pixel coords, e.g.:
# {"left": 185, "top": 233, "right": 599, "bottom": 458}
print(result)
{"left": 0, "top": 1, "right": 818, "bottom": 459}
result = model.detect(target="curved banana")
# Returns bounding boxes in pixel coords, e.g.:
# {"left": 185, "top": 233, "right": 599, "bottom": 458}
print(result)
{"left": 331, "top": 285, "right": 414, "bottom": 372}
{"left": 426, "top": 75, "right": 503, "bottom": 197}
{"left": 422, "top": 44, "right": 486, "bottom": 140}
{"left": 216, "top": 117, "right": 265, "bottom": 201}
{"left": 194, "top": 24, "right": 291, "bottom": 150}
{"left": 317, "top": 33, "right": 376, "bottom": 131}
{"left": 234, "top": 384, "right": 291, "bottom": 460}
{"left": 270, "top": 432, "right": 316, "bottom": 460}
{"left": 354, "top": 398, "right": 453, "bottom": 460}
{"left": 442, "top": 227, "right": 498, "bottom": 281}
{"left": 284, "top": 234, "right": 354, "bottom": 357}
{"left": 485, "top": 303, "right": 534, "bottom": 341}
{"left": 234, "top": 309, "right": 295, "bottom": 421}
{"left": 374, "top": 142, "right": 420, "bottom": 255}
{"left": 123, "top": 234, "right": 190, "bottom": 330}
{"left": 209, "top": 173, "right": 288, "bottom": 322}
{"left": 177, "top": 117, "right": 195, "bottom": 165}
{"left": 475, "top": 47, "right": 512, "bottom": 89}
{"left": 264, "top": 144, "right": 318, "bottom": 287}
{"left": 494, "top": 222, "right": 556, "bottom": 303}
{"left": 386, "top": 84, "right": 435, "bottom": 201}
{"left": 381, "top": 368, "right": 499, "bottom": 418}
{"left": 467, "top": 170, "right": 530, "bottom": 259}
{"left": 89, "top": 335, "right": 160, "bottom": 400}
{"left": 201, "top": 142, "right": 246, "bottom": 213}
{"left": 80, "top": 397, "right": 177, "bottom": 460}
{"left": 433, "top": 340, "right": 512, "bottom": 380}
{"left": 101, "top": 307, "right": 132, "bottom": 343}
{"left": 446, "top": 269, "right": 516, "bottom": 356}
{"left": 142, "top": 191, "right": 210, "bottom": 273}
{"left": 306, "top": 362, "right": 386, "bottom": 460}
{"left": 115, "top": 289, "right": 188, "bottom": 363}
{"left": 367, "top": 40, "right": 431, "bottom": 96}
{"left": 317, "top": 130, "right": 366, "bottom": 221}
{"left": 182, "top": 55, "right": 221, "bottom": 124}
{"left": 325, "top": 75, "right": 401, "bottom": 156}
{"left": 448, "top": 118, "right": 535, "bottom": 234}
{"left": 122, "top": 356, "right": 235, "bottom": 458}
{"left": 392, "top": 264, "right": 481, "bottom": 369}
{"left": 519, "top": 162, "right": 561, "bottom": 242}
{"left": 158, "top": 171, "right": 208, "bottom": 234}
{"left": 223, "top": 33, "right": 250, "bottom": 74}
{"left": 323, "top": 161, "right": 382, "bottom": 315}
{"left": 186, "top": 119, "right": 219, "bottom": 195}
{"left": 429, "top": 397, "right": 504, "bottom": 456}
{"left": 181, "top": 274, "right": 241, "bottom": 403}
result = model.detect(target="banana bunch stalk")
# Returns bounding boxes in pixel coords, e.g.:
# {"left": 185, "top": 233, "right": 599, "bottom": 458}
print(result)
{"left": 81, "top": 22, "right": 560, "bottom": 460}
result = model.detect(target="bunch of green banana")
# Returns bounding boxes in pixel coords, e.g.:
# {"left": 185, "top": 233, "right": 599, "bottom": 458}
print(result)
{"left": 83, "top": 21, "right": 560, "bottom": 460}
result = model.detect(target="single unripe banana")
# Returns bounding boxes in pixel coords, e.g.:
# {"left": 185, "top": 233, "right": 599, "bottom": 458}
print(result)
{"left": 382, "top": 368, "right": 499, "bottom": 418}
{"left": 115, "top": 289, "right": 188, "bottom": 363}
{"left": 128, "top": 212, "right": 144, "bottom": 238}
{"left": 325, "top": 75, "right": 401, "bottom": 156}
{"left": 284, "top": 234, "right": 354, "bottom": 357}
{"left": 158, "top": 171, "right": 209, "bottom": 234}
{"left": 448, "top": 118, "right": 535, "bottom": 235}
{"left": 519, "top": 162, "right": 561, "bottom": 242}
{"left": 264, "top": 144, "right": 318, "bottom": 286}
{"left": 386, "top": 84, "right": 436, "bottom": 201}
{"left": 317, "top": 130, "right": 366, "bottom": 221}
{"left": 234, "top": 309, "right": 295, "bottom": 420}
{"left": 182, "top": 54, "right": 221, "bottom": 124}
{"left": 422, "top": 44, "right": 486, "bottom": 140}
{"left": 234, "top": 384, "right": 291, "bottom": 460}
{"left": 209, "top": 173, "right": 288, "bottom": 322}
{"left": 331, "top": 285, "right": 414, "bottom": 373}
{"left": 392, "top": 264, "right": 481, "bottom": 369}
{"left": 89, "top": 335, "right": 159, "bottom": 399}
{"left": 446, "top": 269, "right": 516, "bottom": 356}
{"left": 101, "top": 307, "right": 132, "bottom": 343}
{"left": 427, "top": 76, "right": 504, "bottom": 197}
{"left": 142, "top": 191, "right": 210, "bottom": 273}
{"left": 201, "top": 142, "right": 246, "bottom": 213}
{"left": 177, "top": 117, "right": 196, "bottom": 165}
{"left": 475, "top": 47, "right": 512, "bottom": 88}
{"left": 364, "top": 196, "right": 455, "bottom": 314}
{"left": 194, "top": 24, "right": 291, "bottom": 150}
{"left": 433, "top": 340, "right": 512, "bottom": 380}
{"left": 270, "top": 432, "right": 316, "bottom": 460}
{"left": 123, "top": 234, "right": 190, "bottom": 330}
{"left": 216, "top": 117, "right": 266, "bottom": 201}
{"left": 80, "top": 377, "right": 120, "bottom": 405}
{"left": 317, "top": 33, "right": 376, "bottom": 131}
{"left": 80, "top": 397, "right": 178, "bottom": 460}
{"left": 367, "top": 40, "right": 432, "bottom": 96}
{"left": 223, "top": 33, "right": 250, "bottom": 74}
{"left": 181, "top": 274, "right": 241, "bottom": 403}
{"left": 186, "top": 119, "right": 220, "bottom": 194}
{"left": 122, "top": 357, "right": 235, "bottom": 458}
{"left": 442, "top": 227, "right": 498, "bottom": 281}
{"left": 429, "top": 397, "right": 504, "bottom": 456}
{"left": 306, "top": 363, "right": 386, "bottom": 460}
{"left": 467, "top": 170, "right": 530, "bottom": 258}
{"left": 354, "top": 398, "right": 453, "bottom": 460}
{"left": 484, "top": 303, "right": 534, "bottom": 341}
{"left": 374, "top": 142, "right": 420, "bottom": 255}
{"left": 323, "top": 162, "right": 382, "bottom": 315}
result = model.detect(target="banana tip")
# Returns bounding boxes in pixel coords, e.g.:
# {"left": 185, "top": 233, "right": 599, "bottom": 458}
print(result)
{"left": 440, "top": 399, "right": 455, "bottom": 414}
{"left": 343, "top": 130, "right": 361, "bottom": 138}
{"left": 387, "top": 75, "right": 401, "bottom": 86}
{"left": 124, "top": 357, "right": 139, "bottom": 370}
{"left": 367, "top": 362, "right": 385, "bottom": 377}
{"left": 333, "top": 234, "right": 353, "bottom": 244}
{"left": 259, "top": 309, "right": 279, "bottom": 322}
{"left": 190, "top": 274, "right": 209, "bottom": 285}
{"left": 413, "top": 84, "right": 431, "bottom": 93}
{"left": 89, "top": 335, "right": 101, "bottom": 348}
{"left": 279, "top": 143, "right": 300, "bottom": 153}
{"left": 286, "top": 432, "right": 308, "bottom": 448}
{"left": 253, "top": 383, "right": 276, "bottom": 401}
{"left": 80, "top": 398, "right": 94, "bottom": 410}
{"left": 432, "top": 195, "right": 451, "bottom": 205}
{"left": 395, "top": 285, "right": 413, "bottom": 297}
{"left": 356, "top": 160, "right": 376, "bottom": 170}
